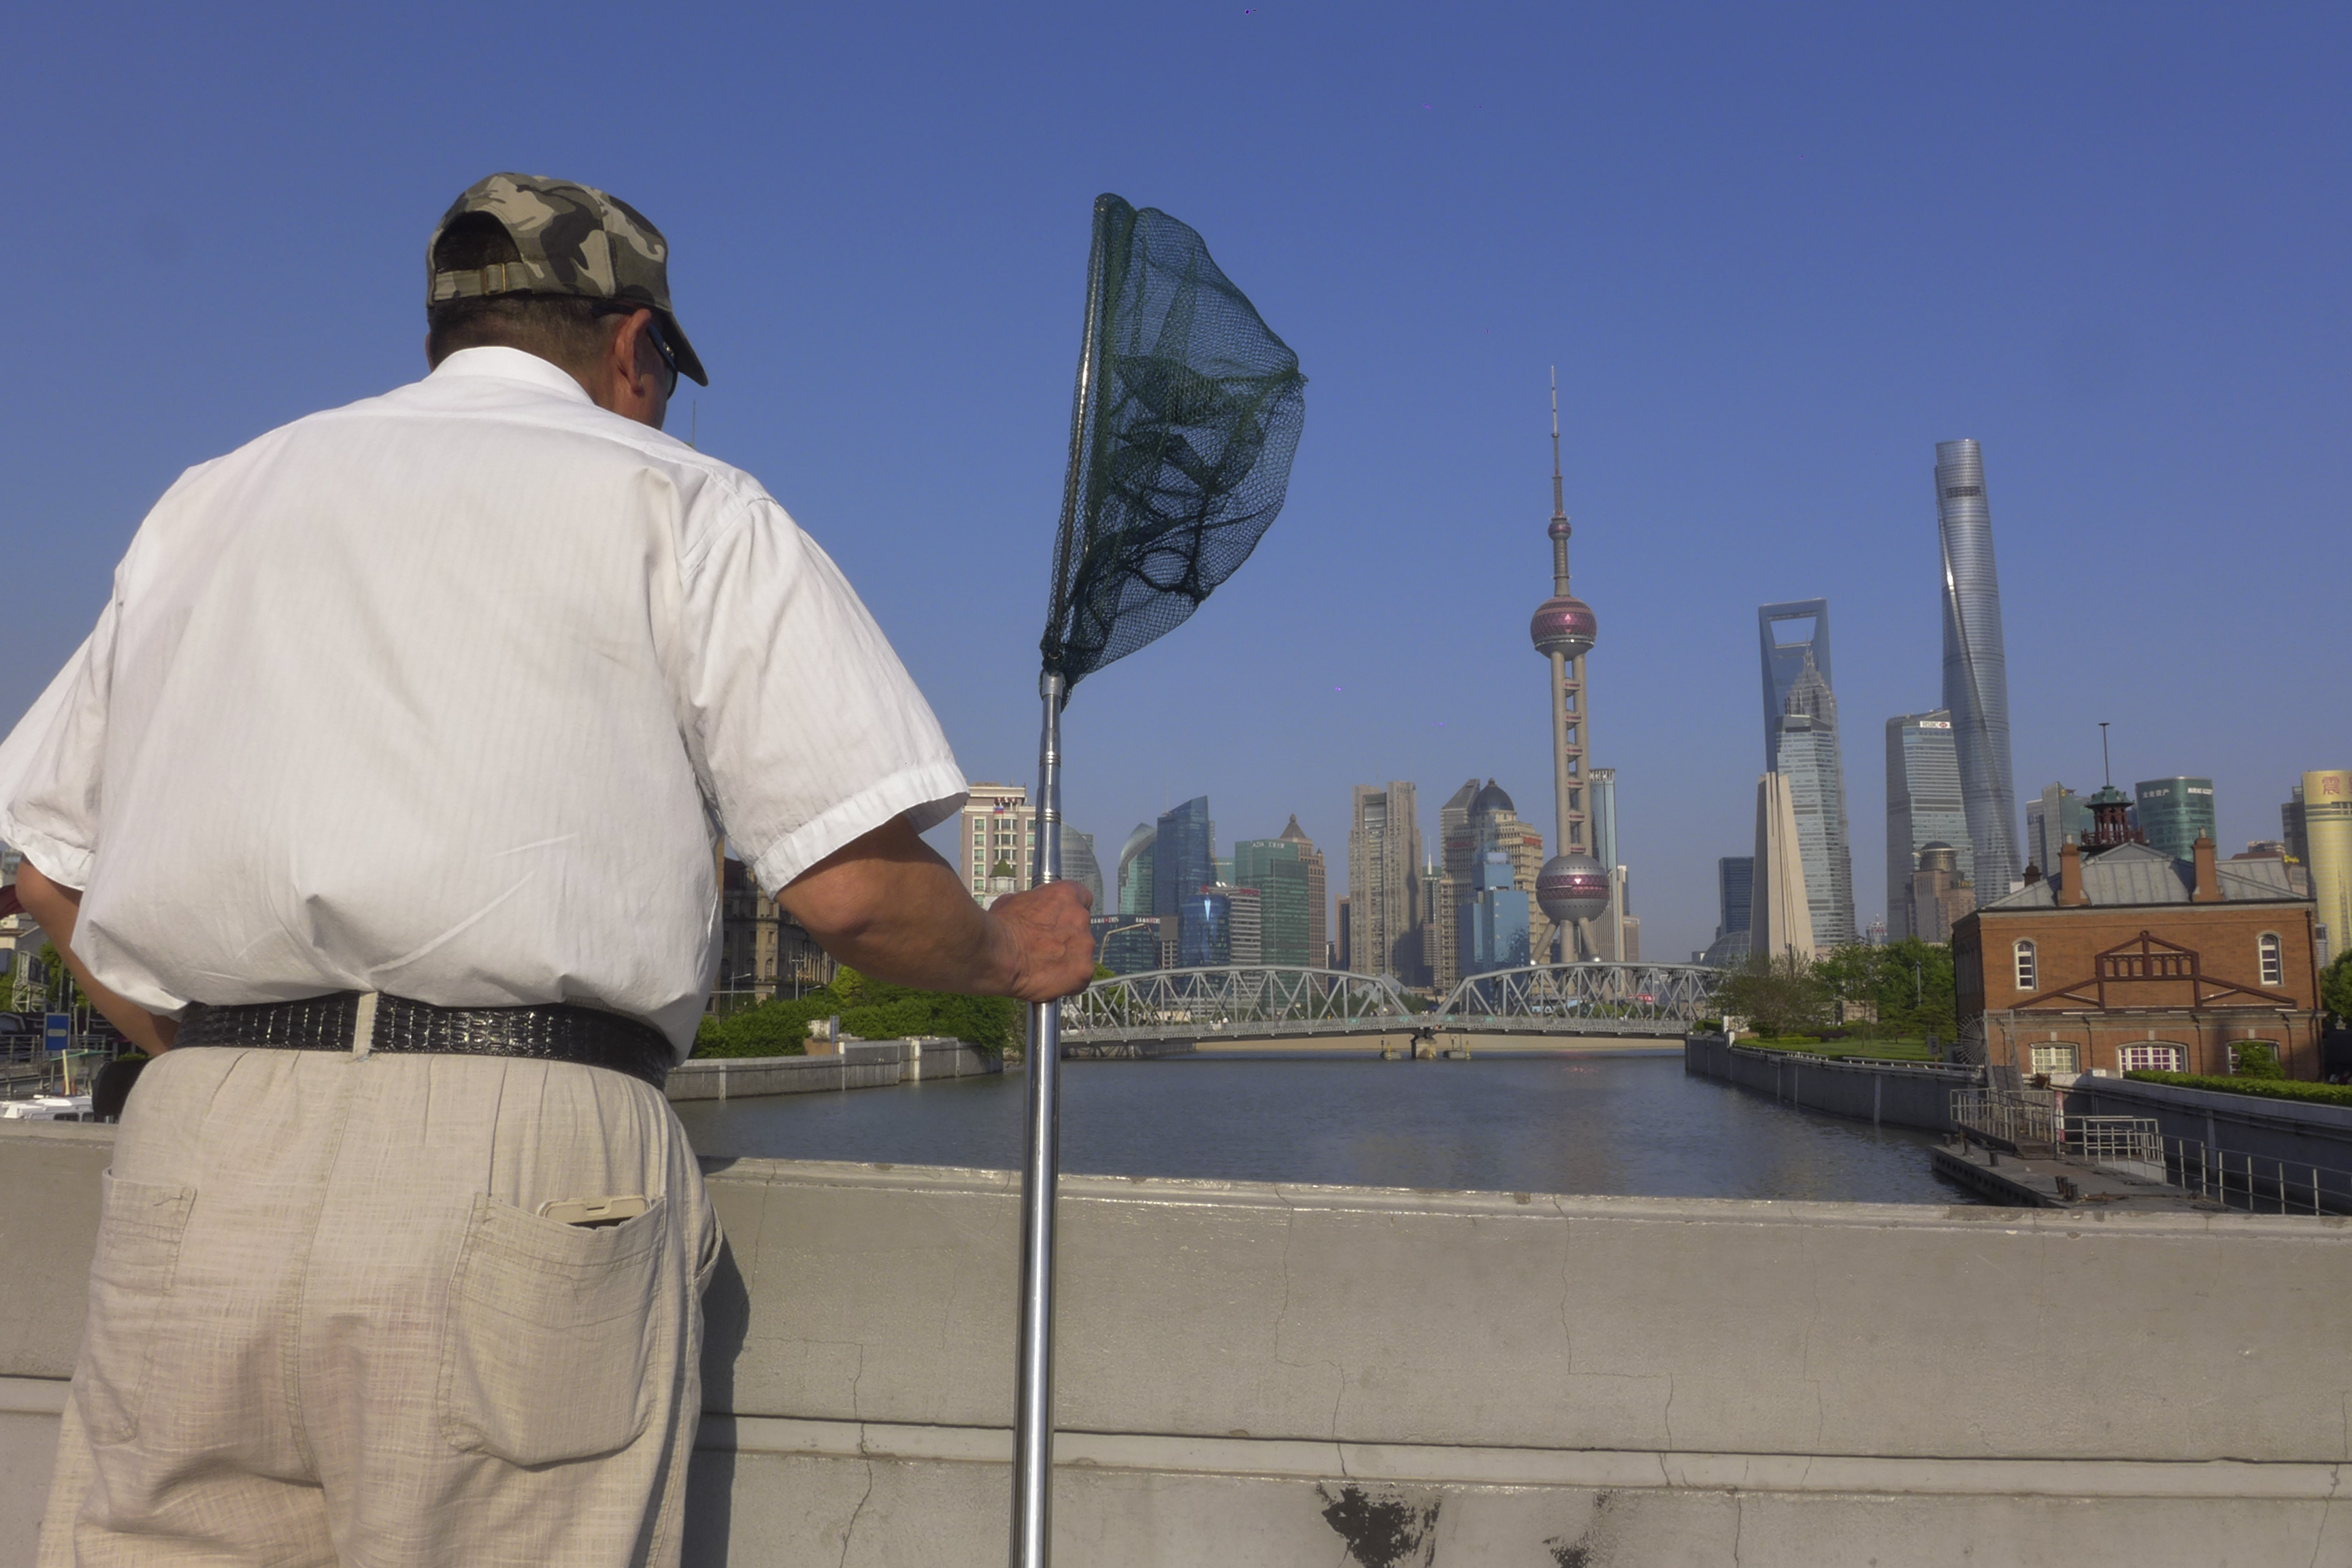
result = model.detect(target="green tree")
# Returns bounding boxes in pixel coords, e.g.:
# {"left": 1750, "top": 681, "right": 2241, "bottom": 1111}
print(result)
{"left": 1715, "top": 952, "right": 1832, "bottom": 1039}
{"left": 693, "top": 966, "right": 1019, "bottom": 1058}
{"left": 2228, "top": 1040, "right": 2285, "bottom": 1079}
{"left": 2321, "top": 951, "right": 2352, "bottom": 1029}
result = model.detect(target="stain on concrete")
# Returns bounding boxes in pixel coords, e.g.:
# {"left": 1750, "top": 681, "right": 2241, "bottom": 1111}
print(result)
{"left": 1543, "top": 1488, "right": 1621, "bottom": 1567}
{"left": 1315, "top": 1484, "right": 1440, "bottom": 1568}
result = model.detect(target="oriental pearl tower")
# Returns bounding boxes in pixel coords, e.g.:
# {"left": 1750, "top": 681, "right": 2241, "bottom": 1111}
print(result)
{"left": 1530, "top": 371, "right": 1611, "bottom": 960}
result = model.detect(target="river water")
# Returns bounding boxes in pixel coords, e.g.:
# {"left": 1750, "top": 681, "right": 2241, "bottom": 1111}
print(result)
{"left": 672, "top": 1054, "right": 1975, "bottom": 1205}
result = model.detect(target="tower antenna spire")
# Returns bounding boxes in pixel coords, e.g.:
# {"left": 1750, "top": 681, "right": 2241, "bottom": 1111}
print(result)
{"left": 1550, "top": 367, "right": 1566, "bottom": 524}
{"left": 2100, "top": 721, "right": 2112, "bottom": 787}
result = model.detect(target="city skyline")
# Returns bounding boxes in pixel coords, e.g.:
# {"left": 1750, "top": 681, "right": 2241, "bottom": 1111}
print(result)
{"left": 9, "top": 10, "right": 2345, "bottom": 965}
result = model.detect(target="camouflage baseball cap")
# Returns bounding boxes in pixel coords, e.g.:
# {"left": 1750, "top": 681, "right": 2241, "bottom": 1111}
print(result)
{"left": 428, "top": 173, "right": 708, "bottom": 386}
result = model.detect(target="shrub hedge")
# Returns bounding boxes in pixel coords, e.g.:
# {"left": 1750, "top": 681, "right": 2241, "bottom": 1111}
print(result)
{"left": 2123, "top": 1071, "right": 2352, "bottom": 1109}
{"left": 693, "top": 968, "right": 1017, "bottom": 1060}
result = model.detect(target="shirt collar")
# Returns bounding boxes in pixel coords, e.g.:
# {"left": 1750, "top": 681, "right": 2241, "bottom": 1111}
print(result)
{"left": 428, "top": 346, "right": 595, "bottom": 405}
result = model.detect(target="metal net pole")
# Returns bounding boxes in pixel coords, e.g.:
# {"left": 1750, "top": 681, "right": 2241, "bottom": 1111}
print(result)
{"left": 1010, "top": 668, "right": 1067, "bottom": 1568}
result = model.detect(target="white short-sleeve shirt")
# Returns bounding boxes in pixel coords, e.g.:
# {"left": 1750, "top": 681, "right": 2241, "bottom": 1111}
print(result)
{"left": 0, "top": 347, "right": 968, "bottom": 1055}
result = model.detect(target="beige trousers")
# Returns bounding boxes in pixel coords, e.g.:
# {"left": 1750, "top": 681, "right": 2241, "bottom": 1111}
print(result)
{"left": 39, "top": 1041, "right": 718, "bottom": 1568}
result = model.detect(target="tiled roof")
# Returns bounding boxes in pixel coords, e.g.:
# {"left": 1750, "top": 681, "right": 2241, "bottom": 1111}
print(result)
{"left": 1981, "top": 841, "right": 2305, "bottom": 912}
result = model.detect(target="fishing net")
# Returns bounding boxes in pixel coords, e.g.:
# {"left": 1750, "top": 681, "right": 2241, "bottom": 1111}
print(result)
{"left": 1040, "top": 195, "right": 1307, "bottom": 695}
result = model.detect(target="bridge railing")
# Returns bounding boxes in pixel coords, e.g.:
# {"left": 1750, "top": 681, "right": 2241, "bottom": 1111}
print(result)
{"left": 1431, "top": 963, "right": 1717, "bottom": 1031}
{"left": 1062, "top": 967, "right": 1412, "bottom": 1039}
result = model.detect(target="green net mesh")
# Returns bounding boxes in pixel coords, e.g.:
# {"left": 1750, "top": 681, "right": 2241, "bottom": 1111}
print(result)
{"left": 1040, "top": 195, "right": 1306, "bottom": 693}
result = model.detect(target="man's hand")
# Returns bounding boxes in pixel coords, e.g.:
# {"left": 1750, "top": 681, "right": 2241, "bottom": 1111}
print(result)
{"left": 984, "top": 880, "right": 1096, "bottom": 1003}
{"left": 780, "top": 815, "right": 1097, "bottom": 1002}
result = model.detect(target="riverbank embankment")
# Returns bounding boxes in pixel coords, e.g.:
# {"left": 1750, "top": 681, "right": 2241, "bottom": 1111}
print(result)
{"left": 665, "top": 1036, "right": 999, "bottom": 1101}
{"left": 1683, "top": 1033, "right": 1981, "bottom": 1131}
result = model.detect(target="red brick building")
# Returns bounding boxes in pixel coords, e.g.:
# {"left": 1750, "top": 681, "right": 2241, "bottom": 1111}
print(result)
{"left": 1953, "top": 836, "right": 2321, "bottom": 1080}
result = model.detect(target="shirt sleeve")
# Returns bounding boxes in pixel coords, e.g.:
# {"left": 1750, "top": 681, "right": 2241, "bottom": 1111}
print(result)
{"left": 673, "top": 495, "right": 968, "bottom": 897}
{"left": 0, "top": 597, "right": 120, "bottom": 891}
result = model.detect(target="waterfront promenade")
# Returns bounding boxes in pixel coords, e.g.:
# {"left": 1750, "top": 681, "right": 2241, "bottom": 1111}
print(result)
{"left": 5, "top": 1114, "right": 2347, "bottom": 1565}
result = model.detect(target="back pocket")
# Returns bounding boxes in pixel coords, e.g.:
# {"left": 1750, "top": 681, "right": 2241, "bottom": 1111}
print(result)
{"left": 80, "top": 1170, "right": 196, "bottom": 1445}
{"left": 438, "top": 1192, "right": 666, "bottom": 1466}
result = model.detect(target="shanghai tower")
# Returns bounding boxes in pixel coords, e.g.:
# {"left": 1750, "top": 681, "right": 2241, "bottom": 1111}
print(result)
{"left": 1935, "top": 439, "right": 2020, "bottom": 896}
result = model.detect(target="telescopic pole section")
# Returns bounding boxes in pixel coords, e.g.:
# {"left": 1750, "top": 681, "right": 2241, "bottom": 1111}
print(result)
{"left": 1010, "top": 667, "right": 1067, "bottom": 1568}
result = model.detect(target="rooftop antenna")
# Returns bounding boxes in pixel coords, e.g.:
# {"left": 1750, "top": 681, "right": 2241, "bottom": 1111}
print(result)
{"left": 2100, "top": 722, "right": 2112, "bottom": 787}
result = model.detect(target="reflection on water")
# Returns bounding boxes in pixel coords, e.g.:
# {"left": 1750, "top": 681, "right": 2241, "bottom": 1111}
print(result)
{"left": 674, "top": 1054, "right": 1976, "bottom": 1205}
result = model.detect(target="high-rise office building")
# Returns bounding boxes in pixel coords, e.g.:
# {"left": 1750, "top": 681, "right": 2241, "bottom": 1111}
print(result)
{"left": 958, "top": 783, "right": 1036, "bottom": 900}
{"left": 1758, "top": 599, "right": 1834, "bottom": 772}
{"left": 2304, "top": 770, "right": 2352, "bottom": 965}
{"left": 1276, "top": 816, "right": 1328, "bottom": 965}
{"left": 1178, "top": 890, "right": 1231, "bottom": 967}
{"left": 1428, "top": 780, "right": 1479, "bottom": 990}
{"left": 1459, "top": 848, "right": 1532, "bottom": 971}
{"left": 1115, "top": 823, "right": 1156, "bottom": 916}
{"left": 1590, "top": 767, "right": 1627, "bottom": 962}
{"left": 1885, "top": 711, "right": 1972, "bottom": 940}
{"left": 1348, "top": 782, "right": 1423, "bottom": 982}
{"left": 1530, "top": 373, "right": 1612, "bottom": 958}
{"left": 1058, "top": 827, "right": 1104, "bottom": 911}
{"left": 1222, "top": 884, "right": 1262, "bottom": 967}
{"left": 1935, "top": 439, "right": 2021, "bottom": 896}
{"left": 1154, "top": 796, "right": 1216, "bottom": 961}
{"left": 1768, "top": 647, "right": 1858, "bottom": 946}
{"left": 2134, "top": 777, "right": 2217, "bottom": 863}
{"left": 1719, "top": 856, "right": 1753, "bottom": 941}
{"left": 1092, "top": 914, "right": 1164, "bottom": 976}
{"left": 1701, "top": 851, "right": 1753, "bottom": 967}
{"left": 1232, "top": 837, "right": 1312, "bottom": 967}
{"left": 2284, "top": 786, "right": 2310, "bottom": 868}
{"left": 2025, "top": 783, "right": 2093, "bottom": 882}
{"left": 1751, "top": 773, "right": 1816, "bottom": 963}
{"left": 1907, "top": 842, "right": 1974, "bottom": 944}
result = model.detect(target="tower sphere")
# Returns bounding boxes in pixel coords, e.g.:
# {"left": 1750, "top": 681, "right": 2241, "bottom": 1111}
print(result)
{"left": 1536, "top": 852, "right": 1610, "bottom": 922}
{"left": 1529, "top": 595, "right": 1597, "bottom": 660}
{"left": 1548, "top": 518, "right": 1571, "bottom": 540}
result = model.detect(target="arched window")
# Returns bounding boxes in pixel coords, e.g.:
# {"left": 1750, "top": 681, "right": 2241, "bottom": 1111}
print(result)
{"left": 2121, "top": 1042, "right": 2185, "bottom": 1073}
{"left": 2258, "top": 933, "right": 2283, "bottom": 988}
{"left": 2013, "top": 939, "right": 2037, "bottom": 992}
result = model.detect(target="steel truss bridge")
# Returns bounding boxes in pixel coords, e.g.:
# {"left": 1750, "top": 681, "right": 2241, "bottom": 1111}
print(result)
{"left": 1059, "top": 963, "right": 1717, "bottom": 1046}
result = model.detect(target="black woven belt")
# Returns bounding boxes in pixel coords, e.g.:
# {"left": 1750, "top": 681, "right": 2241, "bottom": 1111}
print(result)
{"left": 176, "top": 992, "right": 672, "bottom": 1090}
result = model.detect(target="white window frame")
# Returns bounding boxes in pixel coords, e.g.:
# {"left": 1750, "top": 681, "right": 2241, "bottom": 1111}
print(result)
{"left": 2029, "top": 1041, "right": 2078, "bottom": 1075}
{"left": 2013, "top": 939, "right": 2037, "bottom": 993}
{"left": 2258, "top": 933, "right": 2283, "bottom": 988}
{"left": 2120, "top": 1043, "right": 2185, "bottom": 1073}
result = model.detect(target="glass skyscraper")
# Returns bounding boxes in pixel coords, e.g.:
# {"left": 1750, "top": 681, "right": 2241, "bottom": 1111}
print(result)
{"left": 1459, "top": 848, "right": 1531, "bottom": 971}
{"left": 2134, "top": 777, "right": 2217, "bottom": 862}
{"left": 1115, "top": 823, "right": 1156, "bottom": 916}
{"left": 1232, "top": 838, "right": 1312, "bottom": 967}
{"left": 1773, "top": 652, "right": 1858, "bottom": 946}
{"left": 1155, "top": 797, "right": 1216, "bottom": 965}
{"left": 1935, "top": 439, "right": 2021, "bottom": 896}
{"left": 1885, "top": 710, "right": 1972, "bottom": 940}
{"left": 2025, "top": 783, "right": 2093, "bottom": 878}
{"left": 1757, "top": 603, "right": 1857, "bottom": 948}
{"left": 1153, "top": 797, "right": 1213, "bottom": 918}
{"left": 1718, "top": 856, "right": 1753, "bottom": 939}
{"left": 1758, "top": 599, "right": 1834, "bottom": 772}
{"left": 1178, "top": 892, "right": 1231, "bottom": 967}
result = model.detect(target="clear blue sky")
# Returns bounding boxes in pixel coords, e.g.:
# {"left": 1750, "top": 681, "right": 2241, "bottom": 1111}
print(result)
{"left": 6, "top": 3, "right": 2347, "bottom": 961}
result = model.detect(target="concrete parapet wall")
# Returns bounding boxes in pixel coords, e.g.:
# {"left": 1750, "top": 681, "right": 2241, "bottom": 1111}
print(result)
{"left": 663, "top": 1036, "right": 1000, "bottom": 1100}
{"left": 6, "top": 1122, "right": 2349, "bottom": 1564}
{"left": 1684, "top": 1034, "right": 1978, "bottom": 1131}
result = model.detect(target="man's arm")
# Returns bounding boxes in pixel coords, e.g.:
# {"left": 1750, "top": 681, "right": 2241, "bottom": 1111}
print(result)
{"left": 778, "top": 816, "right": 1095, "bottom": 1003}
{"left": 15, "top": 863, "right": 179, "bottom": 1054}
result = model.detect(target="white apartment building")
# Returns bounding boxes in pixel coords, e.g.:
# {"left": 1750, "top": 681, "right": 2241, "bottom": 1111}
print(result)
{"left": 960, "top": 783, "right": 1037, "bottom": 901}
